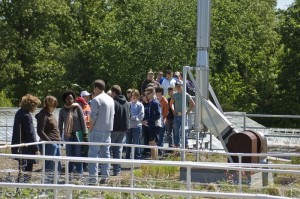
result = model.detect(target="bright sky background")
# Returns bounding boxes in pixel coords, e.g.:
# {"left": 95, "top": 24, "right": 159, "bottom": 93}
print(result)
{"left": 276, "top": 0, "right": 295, "bottom": 9}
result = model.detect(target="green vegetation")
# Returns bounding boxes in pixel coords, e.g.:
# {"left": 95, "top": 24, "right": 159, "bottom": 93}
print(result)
{"left": 0, "top": 0, "right": 299, "bottom": 126}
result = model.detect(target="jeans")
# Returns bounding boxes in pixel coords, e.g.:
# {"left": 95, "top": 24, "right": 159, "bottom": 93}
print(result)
{"left": 65, "top": 135, "right": 83, "bottom": 174}
{"left": 43, "top": 143, "right": 62, "bottom": 172}
{"left": 158, "top": 124, "right": 166, "bottom": 147}
{"left": 125, "top": 127, "right": 141, "bottom": 159}
{"left": 173, "top": 116, "right": 188, "bottom": 147}
{"left": 111, "top": 131, "right": 126, "bottom": 174}
{"left": 40, "top": 143, "right": 61, "bottom": 183}
{"left": 88, "top": 130, "right": 111, "bottom": 183}
{"left": 166, "top": 119, "right": 174, "bottom": 147}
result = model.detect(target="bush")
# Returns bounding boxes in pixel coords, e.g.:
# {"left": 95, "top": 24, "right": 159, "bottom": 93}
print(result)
{"left": 0, "top": 91, "right": 13, "bottom": 107}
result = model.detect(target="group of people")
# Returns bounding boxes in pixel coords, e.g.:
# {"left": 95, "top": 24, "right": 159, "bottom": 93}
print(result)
{"left": 11, "top": 69, "right": 195, "bottom": 185}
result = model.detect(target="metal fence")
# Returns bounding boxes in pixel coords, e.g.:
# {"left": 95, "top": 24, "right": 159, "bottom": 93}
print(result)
{"left": 0, "top": 141, "right": 298, "bottom": 199}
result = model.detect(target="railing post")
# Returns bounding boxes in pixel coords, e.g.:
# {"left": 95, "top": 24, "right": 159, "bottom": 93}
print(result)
{"left": 131, "top": 145, "right": 135, "bottom": 199}
{"left": 5, "top": 122, "right": 8, "bottom": 145}
{"left": 243, "top": 113, "right": 246, "bottom": 131}
{"left": 238, "top": 154, "right": 242, "bottom": 192}
{"left": 65, "top": 160, "right": 69, "bottom": 184}
{"left": 187, "top": 166, "right": 191, "bottom": 199}
{"left": 42, "top": 143, "right": 46, "bottom": 184}
{"left": 196, "top": 132, "right": 199, "bottom": 162}
{"left": 54, "top": 160, "right": 58, "bottom": 198}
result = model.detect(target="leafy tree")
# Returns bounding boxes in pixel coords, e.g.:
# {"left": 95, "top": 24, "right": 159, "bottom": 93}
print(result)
{"left": 210, "top": 0, "right": 279, "bottom": 112}
{"left": 0, "top": 0, "right": 69, "bottom": 104}
{"left": 276, "top": 0, "right": 300, "bottom": 127}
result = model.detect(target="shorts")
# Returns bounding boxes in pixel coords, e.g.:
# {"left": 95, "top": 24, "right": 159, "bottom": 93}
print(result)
{"left": 147, "top": 126, "right": 161, "bottom": 142}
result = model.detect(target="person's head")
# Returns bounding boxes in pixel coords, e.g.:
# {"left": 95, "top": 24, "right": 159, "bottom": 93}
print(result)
{"left": 106, "top": 90, "right": 112, "bottom": 97}
{"left": 110, "top": 85, "right": 122, "bottom": 98}
{"left": 155, "top": 87, "right": 164, "bottom": 99}
{"left": 131, "top": 89, "right": 140, "bottom": 103}
{"left": 175, "top": 80, "right": 183, "bottom": 93}
{"left": 147, "top": 83, "right": 155, "bottom": 88}
{"left": 20, "top": 94, "right": 41, "bottom": 113}
{"left": 62, "top": 90, "right": 76, "bottom": 106}
{"left": 92, "top": 79, "right": 105, "bottom": 96}
{"left": 168, "top": 87, "right": 174, "bottom": 97}
{"left": 42, "top": 96, "right": 58, "bottom": 113}
{"left": 147, "top": 70, "right": 154, "bottom": 80}
{"left": 141, "top": 93, "right": 149, "bottom": 103}
{"left": 174, "top": 71, "right": 180, "bottom": 79}
{"left": 156, "top": 71, "right": 163, "bottom": 80}
{"left": 166, "top": 70, "right": 173, "bottom": 80}
{"left": 145, "top": 87, "right": 155, "bottom": 100}
{"left": 80, "top": 90, "right": 91, "bottom": 103}
{"left": 126, "top": 88, "right": 133, "bottom": 101}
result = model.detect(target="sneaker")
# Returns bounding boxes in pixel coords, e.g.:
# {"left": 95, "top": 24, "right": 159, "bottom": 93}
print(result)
{"left": 99, "top": 178, "right": 108, "bottom": 184}
{"left": 113, "top": 171, "right": 121, "bottom": 176}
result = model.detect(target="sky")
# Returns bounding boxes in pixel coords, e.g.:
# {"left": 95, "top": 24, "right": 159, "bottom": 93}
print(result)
{"left": 276, "top": 0, "right": 295, "bottom": 9}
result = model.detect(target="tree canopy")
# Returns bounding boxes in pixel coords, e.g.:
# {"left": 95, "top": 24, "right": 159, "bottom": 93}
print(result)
{"left": 0, "top": 0, "right": 299, "bottom": 126}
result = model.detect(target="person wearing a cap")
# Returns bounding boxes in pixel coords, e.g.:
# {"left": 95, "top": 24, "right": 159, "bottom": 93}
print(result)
{"left": 170, "top": 80, "right": 195, "bottom": 148}
{"left": 75, "top": 96, "right": 91, "bottom": 172}
{"left": 81, "top": 91, "right": 91, "bottom": 104}
{"left": 174, "top": 71, "right": 180, "bottom": 81}
{"left": 140, "top": 70, "right": 160, "bottom": 94}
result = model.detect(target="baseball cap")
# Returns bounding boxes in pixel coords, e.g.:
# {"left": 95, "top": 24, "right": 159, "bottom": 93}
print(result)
{"left": 175, "top": 80, "right": 183, "bottom": 86}
{"left": 147, "top": 70, "right": 154, "bottom": 74}
{"left": 80, "top": 90, "right": 91, "bottom": 97}
{"left": 174, "top": 71, "right": 180, "bottom": 77}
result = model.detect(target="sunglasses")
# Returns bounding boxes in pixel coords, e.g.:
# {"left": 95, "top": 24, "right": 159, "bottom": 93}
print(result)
{"left": 145, "top": 92, "right": 152, "bottom": 96}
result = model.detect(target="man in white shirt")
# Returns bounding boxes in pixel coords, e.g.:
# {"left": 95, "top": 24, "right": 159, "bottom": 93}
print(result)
{"left": 160, "top": 70, "right": 176, "bottom": 98}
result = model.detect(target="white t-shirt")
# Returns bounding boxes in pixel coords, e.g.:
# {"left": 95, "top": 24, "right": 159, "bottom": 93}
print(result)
{"left": 161, "top": 78, "right": 176, "bottom": 98}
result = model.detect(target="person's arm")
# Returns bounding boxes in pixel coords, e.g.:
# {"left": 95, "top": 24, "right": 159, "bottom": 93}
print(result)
{"left": 186, "top": 94, "right": 195, "bottom": 115}
{"left": 170, "top": 97, "right": 175, "bottom": 115}
{"left": 89, "top": 99, "right": 98, "bottom": 132}
{"left": 77, "top": 106, "right": 87, "bottom": 132}
{"left": 23, "top": 114, "right": 39, "bottom": 153}
{"left": 137, "top": 103, "right": 145, "bottom": 121}
{"left": 162, "top": 98, "right": 169, "bottom": 122}
{"left": 58, "top": 109, "right": 64, "bottom": 137}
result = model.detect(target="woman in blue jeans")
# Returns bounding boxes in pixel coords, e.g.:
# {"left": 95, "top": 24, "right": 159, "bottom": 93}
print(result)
{"left": 36, "top": 96, "right": 62, "bottom": 183}
{"left": 126, "top": 90, "right": 144, "bottom": 159}
{"left": 59, "top": 90, "right": 87, "bottom": 177}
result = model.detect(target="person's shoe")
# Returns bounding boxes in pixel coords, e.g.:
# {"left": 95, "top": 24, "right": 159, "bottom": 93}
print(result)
{"left": 113, "top": 171, "right": 121, "bottom": 176}
{"left": 99, "top": 178, "right": 108, "bottom": 184}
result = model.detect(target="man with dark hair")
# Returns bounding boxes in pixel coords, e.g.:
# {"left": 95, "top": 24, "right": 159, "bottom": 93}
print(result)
{"left": 110, "top": 85, "right": 130, "bottom": 176}
{"left": 88, "top": 79, "right": 114, "bottom": 185}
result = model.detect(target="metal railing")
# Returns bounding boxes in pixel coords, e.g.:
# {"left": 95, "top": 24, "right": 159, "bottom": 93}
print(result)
{"left": 0, "top": 141, "right": 298, "bottom": 199}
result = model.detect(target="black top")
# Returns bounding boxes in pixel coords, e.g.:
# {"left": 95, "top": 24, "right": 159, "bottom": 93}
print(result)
{"left": 11, "top": 108, "right": 39, "bottom": 155}
{"left": 113, "top": 95, "right": 130, "bottom": 131}
{"left": 166, "top": 97, "right": 174, "bottom": 120}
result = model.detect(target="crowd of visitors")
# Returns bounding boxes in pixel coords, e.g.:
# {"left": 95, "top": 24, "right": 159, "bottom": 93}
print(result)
{"left": 11, "top": 69, "right": 195, "bottom": 185}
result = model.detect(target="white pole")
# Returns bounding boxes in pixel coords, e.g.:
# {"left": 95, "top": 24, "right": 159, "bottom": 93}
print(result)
{"left": 195, "top": 0, "right": 211, "bottom": 131}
